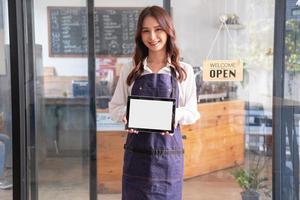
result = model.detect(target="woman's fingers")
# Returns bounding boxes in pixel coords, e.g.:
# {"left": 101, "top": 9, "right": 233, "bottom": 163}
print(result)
{"left": 160, "top": 131, "right": 173, "bottom": 136}
{"left": 165, "top": 131, "right": 172, "bottom": 136}
{"left": 133, "top": 129, "right": 139, "bottom": 134}
{"left": 126, "top": 129, "right": 139, "bottom": 134}
{"left": 126, "top": 129, "right": 173, "bottom": 135}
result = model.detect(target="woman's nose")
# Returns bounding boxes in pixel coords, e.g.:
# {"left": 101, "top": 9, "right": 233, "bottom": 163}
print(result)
{"left": 149, "top": 31, "right": 157, "bottom": 40}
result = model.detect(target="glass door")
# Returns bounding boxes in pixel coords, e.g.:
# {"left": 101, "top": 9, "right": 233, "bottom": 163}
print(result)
{"left": 29, "top": 0, "right": 92, "bottom": 199}
{"left": 96, "top": 0, "right": 275, "bottom": 200}
{"left": 172, "top": 0, "right": 274, "bottom": 199}
{"left": 273, "top": 0, "right": 300, "bottom": 199}
{"left": 0, "top": 0, "right": 13, "bottom": 199}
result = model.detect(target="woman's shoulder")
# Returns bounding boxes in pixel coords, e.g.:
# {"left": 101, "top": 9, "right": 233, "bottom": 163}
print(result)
{"left": 179, "top": 61, "right": 194, "bottom": 74}
{"left": 120, "top": 60, "right": 134, "bottom": 77}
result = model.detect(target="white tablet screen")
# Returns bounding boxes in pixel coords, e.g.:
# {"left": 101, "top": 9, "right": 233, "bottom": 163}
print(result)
{"left": 127, "top": 97, "right": 175, "bottom": 132}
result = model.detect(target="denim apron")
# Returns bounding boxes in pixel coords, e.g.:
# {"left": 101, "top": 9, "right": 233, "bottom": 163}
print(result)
{"left": 122, "top": 69, "right": 184, "bottom": 200}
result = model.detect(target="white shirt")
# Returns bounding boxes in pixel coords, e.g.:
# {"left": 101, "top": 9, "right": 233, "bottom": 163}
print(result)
{"left": 109, "top": 58, "right": 200, "bottom": 125}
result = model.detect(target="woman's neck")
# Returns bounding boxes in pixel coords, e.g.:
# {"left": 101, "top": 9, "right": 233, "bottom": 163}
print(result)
{"left": 148, "top": 51, "right": 167, "bottom": 64}
{"left": 147, "top": 52, "right": 167, "bottom": 72}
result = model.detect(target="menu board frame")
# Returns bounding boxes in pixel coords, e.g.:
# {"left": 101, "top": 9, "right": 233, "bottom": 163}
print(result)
{"left": 47, "top": 6, "right": 142, "bottom": 57}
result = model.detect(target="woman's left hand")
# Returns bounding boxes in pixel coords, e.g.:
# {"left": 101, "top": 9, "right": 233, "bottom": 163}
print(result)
{"left": 160, "top": 122, "right": 177, "bottom": 136}
{"left": 160, "top": 131, "right": 174, "bottom": 136}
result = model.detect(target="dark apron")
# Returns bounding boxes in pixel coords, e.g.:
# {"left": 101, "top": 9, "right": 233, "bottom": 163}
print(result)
{"left": 122, "top": 69, "right": 184, "bottom": 200}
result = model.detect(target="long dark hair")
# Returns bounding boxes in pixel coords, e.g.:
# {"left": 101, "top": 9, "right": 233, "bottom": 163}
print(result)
{"left": 126, "top": 6, "right": 186, "bottom": 85}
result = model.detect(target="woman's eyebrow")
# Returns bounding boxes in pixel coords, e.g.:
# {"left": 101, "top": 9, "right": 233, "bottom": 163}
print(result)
{"left": 142, "top": 25, "right": 161, "bottom": 29}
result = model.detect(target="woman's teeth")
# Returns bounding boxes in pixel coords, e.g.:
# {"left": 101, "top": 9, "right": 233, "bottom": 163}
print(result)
{"left": 150, "top": 42, "right": 159, "bottom": 46}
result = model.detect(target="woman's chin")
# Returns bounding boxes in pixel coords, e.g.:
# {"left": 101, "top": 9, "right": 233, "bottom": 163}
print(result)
{"left": 148, "top": 46, "right": 165, "bottom": 52}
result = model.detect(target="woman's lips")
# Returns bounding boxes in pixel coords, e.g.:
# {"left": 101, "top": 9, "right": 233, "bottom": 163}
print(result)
{"left": 149, "top": 41, "right": 160, "bottom": 47}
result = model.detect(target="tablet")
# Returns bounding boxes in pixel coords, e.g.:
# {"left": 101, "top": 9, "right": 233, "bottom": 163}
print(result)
{"left": 126, "top": 96, "right": 176, "bottom": 133}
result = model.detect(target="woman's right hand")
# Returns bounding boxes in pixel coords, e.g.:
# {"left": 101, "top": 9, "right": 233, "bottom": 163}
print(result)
{"left": 123, "top": 116, "right": 139, "bottom": 134}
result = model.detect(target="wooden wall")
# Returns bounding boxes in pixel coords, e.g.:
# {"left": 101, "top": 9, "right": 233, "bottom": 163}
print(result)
{"left": 97, "top": 100, "right": 245, "bottom": 193}
{"left": 182, "top": 100, "right": 245, "bottom": 178}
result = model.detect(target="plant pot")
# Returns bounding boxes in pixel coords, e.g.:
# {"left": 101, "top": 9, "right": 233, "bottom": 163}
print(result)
{"left": 241, "top": 191, "right": 260, "bottom": 200}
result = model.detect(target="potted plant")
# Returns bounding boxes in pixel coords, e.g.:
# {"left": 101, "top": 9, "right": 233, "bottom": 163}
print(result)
{"left": 231, "top": 157, "right": 271, "bottom": 200}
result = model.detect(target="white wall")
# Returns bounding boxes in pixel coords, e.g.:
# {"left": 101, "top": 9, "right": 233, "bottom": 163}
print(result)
{"left": 231, "top": 0, "right": 274, "bottom": 109}
{"left": 173, "top": 0, "right": 274, "bottom": 66}
{"left": 172, "top": 0, "right": 227, "bottom": 66}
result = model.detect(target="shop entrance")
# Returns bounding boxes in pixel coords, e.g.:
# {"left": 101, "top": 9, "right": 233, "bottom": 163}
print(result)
{"left": 1, "top": 0, "right": 300, "bottom": 200}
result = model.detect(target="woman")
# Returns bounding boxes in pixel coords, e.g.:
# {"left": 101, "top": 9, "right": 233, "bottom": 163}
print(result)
{"left": 109, "top": 5, "right": 200, "bottom": 200}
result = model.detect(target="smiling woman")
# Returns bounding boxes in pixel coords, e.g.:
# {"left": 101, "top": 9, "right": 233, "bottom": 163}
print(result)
{"left": 109, "top": 5, "right": 200, "bottom": 200}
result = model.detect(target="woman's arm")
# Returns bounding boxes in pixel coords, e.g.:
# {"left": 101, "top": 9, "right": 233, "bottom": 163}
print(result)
{"left": 108, "top": 64, "right": 131, "bottom": 122}
{"left": 176, "top": 63, "right": 200, "bottom": 125}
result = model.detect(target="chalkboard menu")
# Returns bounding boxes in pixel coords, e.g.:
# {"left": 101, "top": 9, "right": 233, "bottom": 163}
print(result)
{"left": 48, "top": 7, "right": 142, "bottom": 57}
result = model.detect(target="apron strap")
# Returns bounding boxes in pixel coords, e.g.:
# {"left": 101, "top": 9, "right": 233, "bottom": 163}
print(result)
{"left": 170, "top": 67, "right": 178, "bottom": 106}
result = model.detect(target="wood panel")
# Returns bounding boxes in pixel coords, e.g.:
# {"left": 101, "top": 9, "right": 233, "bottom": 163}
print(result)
{"left": 97, "top": 131, "right": 127, "bottom": 193}
{"left": 182, "top": 101, "right": 245, "bottom": 178}
{"left": 97, "top": 100, "right": 245, "bottom": 193}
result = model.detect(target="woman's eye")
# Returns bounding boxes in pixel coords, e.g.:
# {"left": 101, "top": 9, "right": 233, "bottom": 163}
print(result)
{"left": 142, "top": 30, "right": 149, "bottom": 33}
{"left": 156, "top": 28, "right": 162, "bottom": 32}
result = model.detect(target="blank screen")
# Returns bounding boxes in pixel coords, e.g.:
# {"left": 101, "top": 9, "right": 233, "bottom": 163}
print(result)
{"left": 128, "top": 99, "right": 173, "bottom": 131}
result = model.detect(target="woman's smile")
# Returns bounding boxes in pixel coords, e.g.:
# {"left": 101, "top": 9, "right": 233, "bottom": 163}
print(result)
{"left": 141, "top": 16, "right": 167, "bottom": 52}
{"left": 148, "top": 40, "right": 160, "bottom": 47}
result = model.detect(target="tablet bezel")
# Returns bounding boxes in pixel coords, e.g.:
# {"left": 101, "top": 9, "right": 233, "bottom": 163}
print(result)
{"left": 125, "top": 95, "right": 176, "bottom": 133}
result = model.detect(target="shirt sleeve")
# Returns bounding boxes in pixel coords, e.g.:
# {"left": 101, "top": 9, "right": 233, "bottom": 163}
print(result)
{"left": 176, "top": 63, "right": 200, "bottom": 125}
{"left": 108, "top": 64, "right": 131, "bottom": 122}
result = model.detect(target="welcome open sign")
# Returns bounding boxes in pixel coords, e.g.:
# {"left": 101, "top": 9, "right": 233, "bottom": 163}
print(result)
{"left": 203, "top": 59, "right": 243, "bottom": 82}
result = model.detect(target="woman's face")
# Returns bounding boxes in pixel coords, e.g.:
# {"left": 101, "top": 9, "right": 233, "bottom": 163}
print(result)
{"left": 141, "top": 16, "right": 168, "bottom": 53}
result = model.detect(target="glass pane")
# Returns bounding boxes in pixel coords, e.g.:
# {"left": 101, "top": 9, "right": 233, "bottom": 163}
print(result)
{"left": 0, "top": 0, "right": 13, "bottom": 199}
{"left": 31, "top": 1, "right": 90, "bottom": 199}
{"left": 96, "top": 0, "right": 275, "bottom": 200}
{"left": 172, "top": 0, "right": 274, "bottom": 199}
{"left": 95, "top": 1, "right": 163, "bottom": 199}
{"left": 282, "top": 0, "right": 300, "bottom": 199}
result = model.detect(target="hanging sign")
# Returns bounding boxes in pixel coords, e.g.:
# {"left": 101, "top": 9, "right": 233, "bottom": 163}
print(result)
{"left": 203, "top": 59, "right": 243, "bottom": 82}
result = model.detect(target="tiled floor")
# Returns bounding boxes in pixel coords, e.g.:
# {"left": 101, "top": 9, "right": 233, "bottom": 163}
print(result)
{"left": 0, "top": 153, "right": 272, "bottom": 200}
